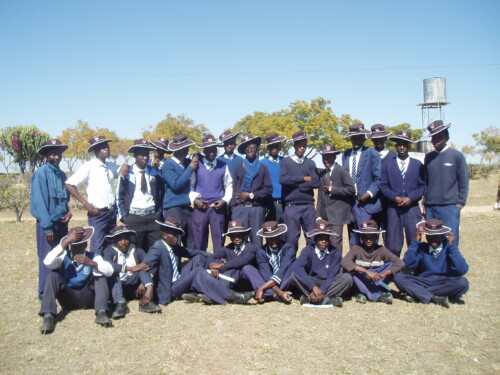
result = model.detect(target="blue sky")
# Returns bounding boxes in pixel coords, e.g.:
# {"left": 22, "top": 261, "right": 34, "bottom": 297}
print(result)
{"left": 1, "top": 0, "right": 499, "bottom": 160}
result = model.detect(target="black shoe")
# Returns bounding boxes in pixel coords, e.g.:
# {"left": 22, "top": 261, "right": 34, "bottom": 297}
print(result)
{"left": 112, "top": 301, "right": 129, "bottom": 319}
{"left": 431, "top": 295, "right": 450, "bottom": 308}
{"left": 377, "top": 292, "right": 393, "bottom": 305}
{"left": 404, "top": 294, "right": 416, "bottom": 303}
{"left": 299, "top": 294, "right": 309, "bottom": 305}
{"left": 138, "top": 301, "right": 162, "bottom": 313}
{"left": 182, "top": 293, "right": 204, "bottom": 303}
{"left": 327, "top": 296, "right": 343, "bottom": 308}
{"left": 355, "top": 293, "right": 367, "bottom": 304}
{"left": 40, "top": 314, "right": 55, "bottom": 334}
{"left": 95, "top": 309, "right": 112, "bottom": 327}
{"left": 199, "top": 294, "right": 214, "bottom": 304}
{"left": 228, "top": 291, "right": 254, "bottom": 304}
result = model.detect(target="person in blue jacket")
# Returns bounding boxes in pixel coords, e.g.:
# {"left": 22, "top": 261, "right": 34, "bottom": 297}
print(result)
{"left": 394, "top": 219, "right": 469, "bottom": 308}
{"left": 30, "top": 139, "right": 72, "bottom": 300}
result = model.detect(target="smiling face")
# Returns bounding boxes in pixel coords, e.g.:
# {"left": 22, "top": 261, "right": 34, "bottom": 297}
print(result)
{"left": 44, "top": 148, "right": 63, "bottom": 167}
{"left": 294, "top": 139, "right": 307, "bottom": 158}
{"left": 134, "top": 149, "right": 150, "bottom": 169}
{"left": 315, "top": 234, "right": 330, "bottom": 251}
{"left": 244, "top": 142, "right": 258, "bottom": 160}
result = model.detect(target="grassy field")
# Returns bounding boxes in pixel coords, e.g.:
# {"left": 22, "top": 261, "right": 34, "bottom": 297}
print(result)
{"left": 0, "top": 174, "right": 498, "bottom": 374}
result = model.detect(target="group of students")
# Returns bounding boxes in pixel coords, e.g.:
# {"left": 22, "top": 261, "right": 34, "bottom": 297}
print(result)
{"left": 30, "top": 120, "right": 470, "bottom": 334}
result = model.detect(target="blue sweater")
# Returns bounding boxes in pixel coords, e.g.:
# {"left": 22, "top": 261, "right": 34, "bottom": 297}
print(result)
{"left": 60, "top": 251, "right": 96, "bottom": 287}
{"left": 217, "top": 154, "right": 244, "bottom": 178}
{"left": 279, "top": 157, "right": 319, "bottom": 204}
{"left": 30, "top": 163, "right": 70, "bottom": 233}
{"left": 161, "top": 157, "right": 194, "bottom": 209}
{"left": 260, "top": 156, "right": 283, "bottom": 199}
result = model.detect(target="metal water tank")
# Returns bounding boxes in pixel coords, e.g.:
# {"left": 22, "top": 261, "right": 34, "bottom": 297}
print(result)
{"left": 423, "top": 77, "right": 447, "bottom": 104}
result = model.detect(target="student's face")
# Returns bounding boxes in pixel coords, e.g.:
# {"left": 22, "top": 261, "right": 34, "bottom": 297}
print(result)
{"left": 224, "top": 139, "right": 236, "bottom": 154}
{"left": 267, "top": 144, "right": 280, "bottom": 158}
{"left": 204, "top": 146, "right": 217, "bottom": 162}
{"left": 361, "top": 233, "right": 378, "bottom": 248}
{"left": 244, "top": 143, "right": 258, "bottom": 160}
{"left": 322, "top": 154, "right": 335, "bottom": 169}
{"left": 174, "top": 147, "right": 189, "bottom": 160}
{"left": 70, "top": 242, "right": 87, "bottom": 255}
{"left": 431, "top": 131, "right": 448, "bottom": 152}
{"left": 315, "top": 234, "right": 330, "bottom": 251}
{"left": 115, "top": 235, "right": 131, "bottom": 253}
{"left": 396, "top": 141, "right": 410, "bottom": 159}
{"left": 134, "top": 149, "right": 150, "bottom": 169}
{"left": 426, "top": 234, "right": 442, "bottom": 249}
{"left": 294, "top": 140, "right": 307, "bottom": 158}
{"left": 161, "top": 230, "right": 179, "bottom": 246}
{"left": 95, "top": 142, "right": 111, "bottom": 160}
{"left": 153, "top": 149, "right": 164, "bottom": 160}
{"left": 350, "top": 135, "right": 365, "bottom": 150}
{"left": 265, "top": 236, "right": 281, "bottom": 250}
{"left": 229, "top": 232, "right": 246, "bottom": 246}
{"left": 45, "top": 148, "right": 62, "bottom": 167}
{"left": 371, "top": 137, "right": 386, "bottom": 152}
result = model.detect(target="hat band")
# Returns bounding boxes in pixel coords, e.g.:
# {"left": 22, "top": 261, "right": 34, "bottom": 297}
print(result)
{"left": 424, "top": 226, "right": 444, "bottom": 232}
{"left": 263, "top": 227, "right": 280, "bottom": 234}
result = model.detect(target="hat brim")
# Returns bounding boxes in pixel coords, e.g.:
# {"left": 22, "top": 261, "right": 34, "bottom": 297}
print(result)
{"left": 286, "top": 135, "right": 311, "bottom": 144}
{"left": 37, "top": 144, "right": 69, "bottom": 155}
{"left": 62, "top": 226, "right": 94, "bottom": 245}
{"left": 320, "top": 150, "right": 341, "bottom": 155}
{"left": 389, "top": 136, "right": 417, "bottom": 143}
{"left": 156, "top": 220, "right": 185, "bottom": 235}
{"left": 218, "top": 131, "right": 241, "bottom": 145}
{"left": 352, "top": 229, "right": 386, "bottom": 234}
{"left": 368, "top": 131, "right": 392, "bottom": 139}
{"left": 168, "top": 139, "right": 195, "bottom": 152}
{"left": 87, "top": 139, "right": 113, "bottom": 153}
{"left": 262, "top": 136, "right": 287, "bottom": 146}
{"left": 426, "top": 123, "right": 451, "bottom": 138}
{"left": 256, "top": 224, "right": 288, "bottom": 238}
{"left": 222, "top": 227, "right": 252, "bottom": 237}
{"left": 149, "top": 140, "right": 172, "bottom": 154}
{"left": 197, "top": 142, "right": 222, "bottom": 149}
{"left": 127, "top": 145, "right": 156, "bottom": 153}
{"left": 106, "top": 229, "right": 137, "bottom": 240}
{"left": 344, "top": 131, "right": 370, "bottom": 138}
{"left": 237, "top": 137, "right": 262, "bottom": 154}
{"left": 416, "top": 221, "right": 451, "bottom": 235}
{"left": 306, "top": 229, "right": 339, "bottom": 238}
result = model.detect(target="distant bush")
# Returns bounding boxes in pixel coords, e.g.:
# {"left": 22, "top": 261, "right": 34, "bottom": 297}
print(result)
{"left": 0, "top": 174, "right": 31, "bottom": 221}
{"left": 467, "top": 163, "right": 498, "bottom": 180}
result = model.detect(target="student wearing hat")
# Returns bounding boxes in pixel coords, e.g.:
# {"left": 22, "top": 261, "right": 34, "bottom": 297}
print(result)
{"left": 39, "top": 226, "right": 114, "bottom": 334}
{"left": 66, "top": 135, "right": 125, "bottom": 255}
{"left": 260, "top": 132, "right": 287, "bottom": 223}
{"left": 230, "top": 134, "right": 273, "bottom": 248}
{"left": 240, "top": 221, "right": 295, "bottom": 303}
{"left": 279, "top": 130, "right": 320, "bottom": 251}
{"left": 116, "top": 139, "right": 163, "bottom": 252}
{"left": 148, "top": 137, "right": 172, "bottom": 171}
{"left": 291, "top": 219, "right": 353, "bottom": 307}
{"left": 380, "top": 131, "right": 426, "bottom": 257}
{"left": 102, "top": 225, "right": 149, "bottom": 319}
{"left": 342, "top": 123, "right": 382, "bottom": 246}
{"left": 216, "top": 130, "right": 244, "bottom": 178}
{"left": 161, "top": 134, "right": 199, "bottom": 248}
{"left": 341, "top": 220, "right": 405, "bottom": 304}
{"left": 138, "top": 218, "right": 253, "bottom": 309}
{"left": 316, "top": 144, "right": 355, "bottom": 252}
{"left": 30, "top": 139, "right": 72, "bottom": 299}
{"left": 190, "top": 134, "right": 233, "bottom": 253}
{"left": 393, "top": 219, "right": 469, "bottom": 308}
{"left": 423, "top": 120, "right": 469, "bottom": 244}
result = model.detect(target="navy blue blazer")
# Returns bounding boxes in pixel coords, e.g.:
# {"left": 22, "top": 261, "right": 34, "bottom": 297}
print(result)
{"left": 380, "top": 157, "right": 426, "bottom": 206}
{"left": 342, "top": 146, "right": 382, "bottom": 214}
{"left": 230, "top": 163, "right": 273, "bottom": 208}
{"left": 213, "top": 242, "right": 258, "bottom": 283}
{"left": 102, "top": 244, "right": 147, "bottom": 275}
{"left": 256, "top": 241, "right": 296, "bottom": 285}
{"left": 139, "top": 240, "right": 209, "bottom": 305}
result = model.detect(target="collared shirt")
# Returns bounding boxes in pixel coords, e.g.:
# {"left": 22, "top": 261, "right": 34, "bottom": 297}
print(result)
{"left": 113, "top": 244, "right": 138, "bottom": 281}
{"left": 315, "top": 246, "right": 329, "bottom": 260}
{"left": 233, "top": 242, "right": 246, "bottom": 255}
{"left": 430, "top": 243, "right": 444, "bottom": 258}
{"left": 66, "top": 158, "right": 119, "bottom": 209}
{"left": 291, "top": 154, "right": 306, "bottom": 164}
{"left": 162, "top": 240, "right": 180, "bottom": 282}
{"left": 189, "top": 160, "right": 233, "bottom": 204}
{"left": 130, "top": 164, "right": 155, "bottom": 210}
{"left": 170, "top": 155, "right": 186, "bottom": 170}
{"left": 398, "top": 156, "right": 411, "bottom": 172}
{"left": 223, "top": 153, "right": 235, "bottom": 161}
{"left": 268, "top": 156, "right": 280, "bottom": 163}
{"left": 379, "top": 149, "right": 390, "bottom": 159}
{"left": 436, "top": 145, "right": 450, "bottom": 153}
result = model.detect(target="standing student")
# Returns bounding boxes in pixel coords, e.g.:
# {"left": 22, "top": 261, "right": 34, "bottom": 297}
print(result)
{"left": 148, "top": 137, "right": 171, "bottom": 171}
{"left": 230, "top": 134, "right": 273, "bottom": 248}
{"left": 342, "top": 123, "right": 382, "bottom": 246}
{"left": 260, "top": 132, "right": 287, "bottom": 223}
{"left": 217, "top": 130, "right": 244, "bottom": 178}
{"left": 423, "top": 120, "right": 469, "bottom": 244}
{"left": 380, "top": 131, "right": 426, "bottom": 257}
{"left": 316, "top": 144, "right": 355, "bottom": 252}
{"left": 191, "top": 134, "right": 233, "bottom": 253}
{"left": 31, "top": 139, "right": 72, "bottom": 300}
{"left": 116, "top": 139, "right": 163, "bottom": 252}
{"left": 280, "top": 130, "right": 320, "bottom": 251}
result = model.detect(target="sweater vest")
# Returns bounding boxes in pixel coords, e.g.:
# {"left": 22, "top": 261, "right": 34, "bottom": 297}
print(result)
{"left": 196, "top": 160, "right": 225, "bottom": 203}
{"left": 60, "top": 251, "right": 95, "bottom": 287}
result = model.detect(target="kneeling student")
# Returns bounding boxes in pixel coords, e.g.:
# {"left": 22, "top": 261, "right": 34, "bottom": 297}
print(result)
{"left": 393, "top": 219, "right": 469, "bottom": 308}
{"left": 39, "top": 226, "right": 114, "bottom": 334}
{"left": 291, "top": 219, "right": 353, "bottom": 307}
{"left": 341, "top": 220, "right": 404, "bottom": 304}
{"left": 102, "top": 225, "right": 149, "bottom": 319}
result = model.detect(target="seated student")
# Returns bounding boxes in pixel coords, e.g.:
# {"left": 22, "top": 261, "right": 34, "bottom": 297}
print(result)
{"left": 241, "top": 221, "right": 295, "bottom": 303}
{"left": 39, "top": 226, "right": 114, "bottom": 334}
{"left": 139, "top": 217, "right": 253, "bottom": 309}
{"left": 291, "top": 220, "right": 353, "bottom": 307}
{"left": 102, "top": 225, "right": 149, "bottom": 319}
{"left": 341, "top": 220, "right": 405, "bottom": 304}
{"left": 393, "top": 219, "right": 469, "bottom": 308}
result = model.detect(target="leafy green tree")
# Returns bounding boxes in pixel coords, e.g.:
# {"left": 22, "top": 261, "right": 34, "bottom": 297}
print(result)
{"left": 0, "top": 174, "right": 31, "bottom": 221}
{"left": 472, "top": 126, "right": 500, "bottom": 163}
{"left": 382, "top": 123, "right": 425, "bottom": 151}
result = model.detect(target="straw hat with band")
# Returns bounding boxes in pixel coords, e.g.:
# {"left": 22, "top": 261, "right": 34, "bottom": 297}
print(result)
{"left": 389, "top": 130, "right": 417, "bottom": 143}
{"left": 222, "top": 220, "right": 252, "bottom": 237}
{"left": 257, "top": 221, "right": 287, "bottom": 238}
{"left": 368, "top": 124, "right": 392, "bottom": 139}
{"left": 156, "top": 217, "right": 185, "bottom": 235}
{"left": 127, "top": 139, "right": 156, "bottom": 153}
{"left": 286, "top": 130, "right": 311, "bottom": 144}
{"left": 167, "top": 134, "right": 195, "bottom": 152}
{"left": 262, "top": 132, "right": 287, "bottom": 146}
{"left": 37, "top": 139, "right": 68, "bottom": 155}
{"left": 352, "top": 220, "right": 386, "bottom": 234}
{"left": 344, "top": 123, "right": 371, "bottom": 138}
{"left": 416, "top": 219, "right": 451, "bottom": 236}
{"left": 237, "top": 134, "right": 261, "bottom": 154}
{"left": 426, "top": 120, "right": 451, "bottom": 137}
{"left": 306, "top": 219, "right": 339, "bottom": 238}
{"left": 105, "top": 225, "right": 137, "bottom": 241}
{"left": 319, "top": 144, "right": 341, "bottom": 155}
{"left": 149, "top": 137, "right": 172, "bottom": 154}
{"left": 87, "top": 135, "right": 113, "bottom": 153}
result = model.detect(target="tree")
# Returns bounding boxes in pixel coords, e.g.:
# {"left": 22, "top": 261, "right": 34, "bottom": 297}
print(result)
{"left": 384, "top": 123, "right": 425, "bottom": 151}
{"left": 0, "top": 150, "right": 15, "bottom": 173}
{"left": 0, "top": 125, "right": 50, "bottom": 174}
{"left": 472, "top": 126, "right": 500, "bottom": 163}
{"left": 0, "top": 174, "right": 31, "bottom": 221}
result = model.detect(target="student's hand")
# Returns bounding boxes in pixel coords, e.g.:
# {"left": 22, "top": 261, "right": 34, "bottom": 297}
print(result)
{"left": 61, "top": 211, "right": 72, "bottom": 223}
{"left": 127, "top": 263, "right": 149, "bottom": 272}
{"left": 85, "top": 203, "right": 100, "bottom": 216}
{"left": 140, "top": 285, "right": 154, "bottom": 305}
{"left": 456, "top": 205, "right": 462, "bottom": 212}
{"left": 136, "top": 283, "right": 146, "bottom": 298}
{"left": 323, "top": 183, "right": 332, "bottom": 195}
{"left": 399, "top": 197, "right": 412, "bottom": 207}
{"left": 189, "top": 156, "right": 199, "bottom": 170}
{"left": 303, "top": 176, "right": 312, "bottom": 182}
{"left": 366, "top": 270, "right": 382, "bottom": 282}
{"left": 62, "top": 228, "right": 86, "bottom": 248}
{"left": 209, "top": 262, "right": 224, "bottom": 270}
{"left": 45, "top": 232, "right": 55, "bottom": 245}
{"left": 358, "top": 193, "right": 370, "bottom": 203}
{"left": 236, "top": 192, "right": 251, "bottom": 203}
{"left": 446, "top": 232, "right": 456, "bottom": 245}
{"left": 255, "top": 288, "right": 265, "bottom": 303}
{"left": 394, "top": 196, "right": 404, "bottom": 205}
{"left": 210, "top": 268, "right": 219, "bottom": 279}
{"left": 310, "top": 286, "right": 324, "bottom": 303}
{"left": 416, "top": 226, "right": 424, "bottom": 242}
{"left": 277, "top": 290, "right": 293, "bottom": 303}
{"left": 211, "top": 200, "right": 226, "bottom": 210}
{"left": 73, "top": 254, "right": 95, "bottom": 267}
{"left": 194, "top": 199, "right": 209, "bottom": 210}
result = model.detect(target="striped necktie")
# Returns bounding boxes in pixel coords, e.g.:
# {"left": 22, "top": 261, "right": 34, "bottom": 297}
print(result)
{"left": 234, "top": 245, "right": 242, "bottom": 256}
{"left": 207, "top": 162, "right": 214, "bottom": 171}
{"left": 400, "top": 160, "right": 406, "bottom": 179}
{"left": 351, "top": 151, "right": 357, "bottom": 184}
{"left": 270, "top": 250, "right": 280, "bottom": 274}
{"left": 168, "top": 249, "right": 180, "bottom": 282}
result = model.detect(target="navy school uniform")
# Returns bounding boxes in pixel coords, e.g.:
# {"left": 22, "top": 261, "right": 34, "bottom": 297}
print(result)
{"left": 261, "top": 156, "right": 284, "bottom": 223}
{"left": 393, "top": 238, "right": 469, "bottom": 304}
{"left": 213, "top": 242, "right": 258, "bottom": 290}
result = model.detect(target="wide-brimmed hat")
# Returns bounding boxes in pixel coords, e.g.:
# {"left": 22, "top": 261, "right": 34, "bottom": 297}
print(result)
{"left": 426, "top": 120, "right": 451, "bottom": 137}
{"left": 256, "top": 221, "right": 287, "bottom": 238}
{"left": 352, "top": 220, "right": 386, "bottom": 234}
{"left": 197, "top": 134, "right": 221, "bottom": 149}
{"left": 306, "top": 219, "right": 339, "bottom": 238}
{"left": 127, "top": 138, "right": 156, "bottom": 153}
{"left": 218, "top": 130, "right": 241, "bottom": 144}
{"left": 105, "top": 225, "right": 137, "bottom": 241}
{"left": 319, "top": 144, "right": 341, "bottom": 155}
{"left": 62, "top": 226, "right": 94, "bottom": 245}
{"left": 167, "top": 134, "right": 195, "bottom": 152}
{"left": 222, "top": 220, "right": 252, "bottom": 237}
{"left": 149, "top": 137, "right": 172, "bottom": 154}
{"left": 237, "top": 134, "right": 262, "bottom": 154}
{"left": 368, "top": 124, "right": 392, "bottom": 139}
{"left": 156, "top": 217, "right": 185, "bottom": 235}
{"left": 344, "top": 123, "right": 371, "bottom": 138}
{"left": 262, "top": 132, "right": 287, "bottom": 146}
{"left": 416, "top": 219, "right": 451, "bottom": 236}
{"left": 286, "top": 130, "right": 311, "bottom": 144}
{"left": 37, "top": 139, "right": 69, "bottom": 155}
{"left": 87, "top": 135, "right": 113, "bottom": 153}
{"left": 389, "top": 130, "right": 417, "bottom": 143}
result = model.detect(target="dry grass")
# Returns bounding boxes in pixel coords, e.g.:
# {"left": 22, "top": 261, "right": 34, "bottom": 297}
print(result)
{"left": 0, "top": 176, "right": 499, "bottom": 374}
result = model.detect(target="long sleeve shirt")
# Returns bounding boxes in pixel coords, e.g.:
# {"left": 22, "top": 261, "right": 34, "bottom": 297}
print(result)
{"left": 256, "top": 241, "right": 296, "bottom": 285}
{"left": 341, "top": 244, "right": 405, "bottom": 274}
{"left": 279, "top": 156, "right": 319, "bottom": 204}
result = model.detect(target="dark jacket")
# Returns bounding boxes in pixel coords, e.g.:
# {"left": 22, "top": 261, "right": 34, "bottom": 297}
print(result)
{"left": 380, "top": 156, "right": 426, "bottom": 206}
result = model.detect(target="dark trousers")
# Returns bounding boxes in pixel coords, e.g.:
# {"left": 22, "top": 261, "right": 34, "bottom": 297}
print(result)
{"left": 231, "top": 205, "right": 265, "bottom": 248}
{"left": 425, "top": 204, "right": 461, "bottom": 244}
{"left": 291, "top": 272, "right": 353, "bottom": 298}
{"left": 36, "top": 221, "right": 68, "bottom": 299}
{"left": 394, "top": 273, "right": 469, "bottom": 304}
{"left": 385, "top": 205, "right": 422, "bottom": 257}
{"left": 193, "top": 206, "right": 226, "bottom": 253}
{"left": 329, "top": 224, "right": 344, "bottom": 254}
{"left": 164, "top": 206, "right": 195, "bottom": 249}
{"left": 353, "top": 262, "right": 393, "bottom": 301}
{"left": 39, "top": 272, "right": 108, "bottom": 316}
{"left": 372, "top": 209, "right": 388, "bottom": 244}
{"left": 266, "top": 199, "right": 284, "bottom": 223}
{"left": 123, "top": 212, "right": 160, "bottom": 252}
{"left": 241, "top": 264, "right": 293, "bottom": 297}
{"left": 283, "top": 204, "right": 316, "bottom": 250}
{"left": 108, "top": 273, "right": 142, "bottom": 303}
{"left": 348, "top": 201, "right": 374, "bottom": 246}
{"left": 88, "top": 208, "right": 117, "bottom": 255}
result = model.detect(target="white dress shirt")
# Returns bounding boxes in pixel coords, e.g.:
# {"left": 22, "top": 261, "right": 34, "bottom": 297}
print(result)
{"left": 190, "top": 159, "right": 233, "bottom": 204}
{"left": 130, "top": 164, "right": 155, "bottom": 210}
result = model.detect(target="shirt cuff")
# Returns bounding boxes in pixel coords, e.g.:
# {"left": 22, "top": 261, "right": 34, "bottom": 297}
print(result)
{"left": 367, "top": 190, "right": 373, "bottom": 198}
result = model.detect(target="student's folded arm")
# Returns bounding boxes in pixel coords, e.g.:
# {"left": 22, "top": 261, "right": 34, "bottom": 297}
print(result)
{"left": 279, "top": 162, "right": 303, "bottom": 185}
